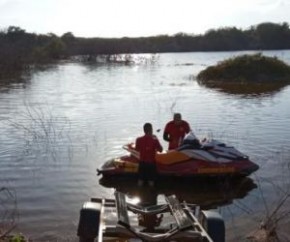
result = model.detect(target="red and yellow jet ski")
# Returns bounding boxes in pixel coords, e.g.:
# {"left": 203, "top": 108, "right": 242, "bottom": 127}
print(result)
{"left": 97, "top": 132, "right": 259, "bottom": 178}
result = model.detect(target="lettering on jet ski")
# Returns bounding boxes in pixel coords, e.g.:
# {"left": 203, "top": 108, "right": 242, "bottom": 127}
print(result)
{"left": 197, "top": 167, "right": 235, "bottom": 174}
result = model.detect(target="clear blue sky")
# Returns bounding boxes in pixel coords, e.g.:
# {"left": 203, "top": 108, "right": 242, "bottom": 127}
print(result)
{"left": 0, "top": 0, "right": 290, "bottom": 38}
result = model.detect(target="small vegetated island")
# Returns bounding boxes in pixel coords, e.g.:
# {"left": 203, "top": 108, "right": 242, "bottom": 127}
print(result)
{"left": 196, "top": 54, "right": 290, "bottom": 94}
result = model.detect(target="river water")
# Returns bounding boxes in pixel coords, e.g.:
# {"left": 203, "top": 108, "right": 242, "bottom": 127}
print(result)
{"left": 1, "top": 50, "right": 290, "bottom": 241}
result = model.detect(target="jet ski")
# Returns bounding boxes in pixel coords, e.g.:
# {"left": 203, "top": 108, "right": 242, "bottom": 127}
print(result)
{"left": 97, "top": 132, "right": 259, "bottom": 178}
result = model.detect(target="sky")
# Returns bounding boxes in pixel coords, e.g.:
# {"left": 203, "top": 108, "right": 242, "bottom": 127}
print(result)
{"left": 0, "top": 0, "right": 290, "bottom": 38}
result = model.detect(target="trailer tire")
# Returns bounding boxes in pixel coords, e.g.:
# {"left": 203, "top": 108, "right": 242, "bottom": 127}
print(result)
{"left": 199, "top": 210, "right": 225, "bottom": 242}
{"left": 77, "top": 201, "right": 101, "bottom": 242}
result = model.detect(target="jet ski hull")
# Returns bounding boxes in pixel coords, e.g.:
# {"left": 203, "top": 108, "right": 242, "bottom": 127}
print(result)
{"left": 97, "top": 139, "right": 259, "bottom": 178}
{"left": 98, "top": 155, "right": 259, "bottom": 178}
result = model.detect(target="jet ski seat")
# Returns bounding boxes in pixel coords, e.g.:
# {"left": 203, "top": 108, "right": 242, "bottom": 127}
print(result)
{"left": 178, "top": 138, "right": 201, "bottom": 151}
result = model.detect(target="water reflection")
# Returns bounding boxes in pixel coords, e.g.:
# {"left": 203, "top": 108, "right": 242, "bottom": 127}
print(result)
{"left": 74, "top": 53, "right": 159, "bottom": 66}
{"left": 127, "top": 187, "right": 163, "bottom": 232}
{"left": 197, "top": 81, "right": 288, "bottom": 97}
{"left": 0, "top": 64, "right": 58, "bottom": 93}
{"left": 0, "top": 75, "right": 30, "bottom": 92}
{"left": 99, "top": 177, "right": 257, "bottom": 210}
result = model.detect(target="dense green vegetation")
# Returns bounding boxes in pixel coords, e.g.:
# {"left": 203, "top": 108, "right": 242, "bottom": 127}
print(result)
{"left": 0, "top": 26, "right": 65, "bottom": 78}
{"left": 195, "top": 54, "right": 290, "bottom": 95}
{"left": 197, "top": 54, "right": 290, "bottom": 83}
{"left": 1, "top": 22, "right": 290, "bottom": 78}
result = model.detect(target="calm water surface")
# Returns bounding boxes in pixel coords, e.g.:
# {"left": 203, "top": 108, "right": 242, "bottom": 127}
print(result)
{"left": 1, "top": 50, "right": 290, "bottom": 241}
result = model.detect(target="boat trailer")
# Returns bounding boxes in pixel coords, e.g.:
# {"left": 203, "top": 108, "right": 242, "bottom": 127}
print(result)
{"left": 77, "top": 191, "right": 225, "bottom": 241}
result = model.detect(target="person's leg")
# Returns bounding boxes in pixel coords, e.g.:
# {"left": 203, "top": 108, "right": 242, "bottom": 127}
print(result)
{"left": 148, "top": 163, "right": 157, "bottom": 187}
{"left": 138, "top": 162, "right": 146, "bottom": 186}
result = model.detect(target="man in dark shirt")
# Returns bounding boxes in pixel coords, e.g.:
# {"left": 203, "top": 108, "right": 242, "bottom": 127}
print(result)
{"left": 163, "top": 113, "right": 190, "bottom": 150}
{"left": 135, "top": 123, "right": 163, "bottom": 186}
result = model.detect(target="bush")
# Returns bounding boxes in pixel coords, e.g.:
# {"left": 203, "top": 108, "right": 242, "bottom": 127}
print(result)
{"left": 197, "top": 54, "right": 290, "bottom": 83}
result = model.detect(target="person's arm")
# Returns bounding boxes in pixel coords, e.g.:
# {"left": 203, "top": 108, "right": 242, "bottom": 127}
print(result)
{"left": 156, "top": 139, "right": 163, "bottom": 153}
{"left": 163, "top": 123, "right": 171, "bottom": 142}
{"left": 185, "top": 121, "right": 191, "bottom": 133}
{"left": 135, "top": 138, "right": 140, "bottom": 151}
{"left": 163, "top": 132, "right": 170, "bottom": 142}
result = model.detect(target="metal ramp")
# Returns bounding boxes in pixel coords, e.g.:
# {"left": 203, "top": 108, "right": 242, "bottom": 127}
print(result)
{"left": 114, "top": 191, "right": 214, "bottom": 242}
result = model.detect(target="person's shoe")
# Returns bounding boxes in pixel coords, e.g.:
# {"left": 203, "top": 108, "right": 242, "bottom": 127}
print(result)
{"left": 138, "top": 180, "right": 144, "bottom": 187}
{"left": 148, "top": 180, "right": 154, "bottom": 187}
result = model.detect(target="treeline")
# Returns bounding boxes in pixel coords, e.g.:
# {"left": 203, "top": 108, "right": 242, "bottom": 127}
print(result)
{"left": 63, "top": 22, "right": 290, "bottom": 55}
{"left": 1, "top": 22, "right": 290, "bottom": 77}
{"left": 0, "top": 26, "right": 65, "bottom": 77}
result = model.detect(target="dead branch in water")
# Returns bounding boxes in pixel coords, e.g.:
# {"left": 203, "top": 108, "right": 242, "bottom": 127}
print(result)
{"left": 247, "top": 159, "right": 290, "bottom": 242}
{"left": 0, "top": 187, "right": 18, "bottom": 240}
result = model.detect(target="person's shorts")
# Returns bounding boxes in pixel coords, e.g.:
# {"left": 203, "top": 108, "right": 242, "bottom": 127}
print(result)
{"left": 138, "top": 161, "right": 157, "bottom": 181}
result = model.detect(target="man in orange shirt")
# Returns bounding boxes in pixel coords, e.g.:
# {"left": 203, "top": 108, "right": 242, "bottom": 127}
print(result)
{"left": 135, "top": 123, "right": 163, "bottom": 187}
{"left": 163, "top": 113, "right": 190, "bottom": 150}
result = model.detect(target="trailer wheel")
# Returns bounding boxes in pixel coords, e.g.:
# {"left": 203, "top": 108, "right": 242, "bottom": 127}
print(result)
{"left": 77, "top": 201, "right": 101, "bottom": 242}
{"left": 199, "top": 210, "right": 225, "bottom": 242}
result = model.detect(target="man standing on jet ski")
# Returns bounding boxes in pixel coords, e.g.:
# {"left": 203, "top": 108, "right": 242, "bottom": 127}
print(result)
{"left": 163, "top": 113, "right": 191, "bottom": 150}
{"left": 135, "top": 123, "right": 163, "bottom": 187}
